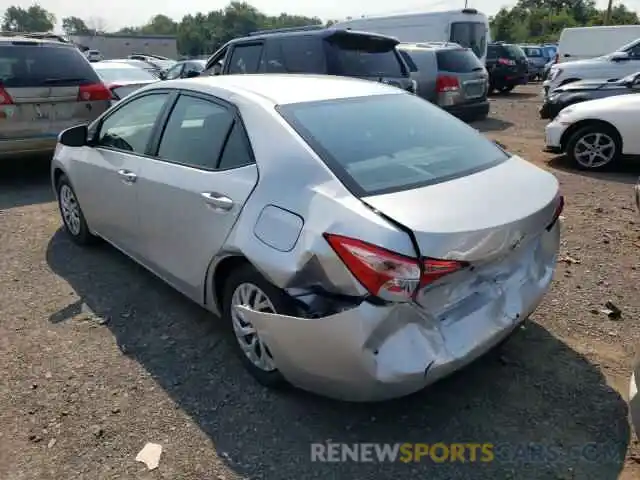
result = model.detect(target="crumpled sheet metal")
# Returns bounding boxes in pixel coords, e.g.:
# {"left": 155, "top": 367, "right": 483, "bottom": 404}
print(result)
{"left": 236, "top": 300, "right": 524, "bottom": 402}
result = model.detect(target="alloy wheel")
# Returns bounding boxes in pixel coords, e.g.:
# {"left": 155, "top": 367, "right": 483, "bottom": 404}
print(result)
{"left": 59, "top": 184, "right": 81, "bottom": 236}
{"left": 573, "top": 132, "right": 616, "bottom": 169}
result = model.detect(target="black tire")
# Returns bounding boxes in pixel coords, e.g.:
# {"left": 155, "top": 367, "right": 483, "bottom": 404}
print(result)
{"left": 498, "top": 85, "right": 514, "bottom": 93}
{"left": 221, "top": 264, "right": 299, "bottom": 388}
{"left": 56, "top": 175, "right": 98, "bottom": 246}
{"left": 565, "top": 124, "right": 622, "bottom": 171}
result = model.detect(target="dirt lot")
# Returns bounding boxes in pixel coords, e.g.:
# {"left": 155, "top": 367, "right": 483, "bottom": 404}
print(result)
{"left": 1, "top": 83, "right": 639, "bottom": 480}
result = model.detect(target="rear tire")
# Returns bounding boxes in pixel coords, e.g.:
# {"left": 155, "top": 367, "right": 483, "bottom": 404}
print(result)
{"left": 566, "top": 124, "right": 622, "bottom": 171}
{"left": 221, "top": 264, "right": 299, "bottom": 388}
{"left": 498, "top": 85, "right": 514, "bottom": 93}
{"left": 56, "top": 175, "right": 98, "bottom": 246}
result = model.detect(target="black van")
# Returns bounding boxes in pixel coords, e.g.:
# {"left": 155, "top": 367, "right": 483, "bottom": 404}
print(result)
{"left": 485, "top": 42, "right": 529, "bottom": 94}
{"left": 204, "top": 26, "right": 416, "bottom": 94}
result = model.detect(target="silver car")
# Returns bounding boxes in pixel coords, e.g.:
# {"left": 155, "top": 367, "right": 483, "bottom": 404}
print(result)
{"left": 0, "top": 35, "right": 111, "bottom": 159}
{"left": 51, "top": 74, "right": 562, "bottom": 402}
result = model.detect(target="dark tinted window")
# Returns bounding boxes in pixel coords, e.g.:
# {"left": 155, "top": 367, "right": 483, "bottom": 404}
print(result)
{"left": 227, "top": 44, "right": 263, "bottom": 74}
{"left": 218, "top": 121, "right": 255, "bottom": 169}
{"left": 502, "top": 44, "right": 526, "bottom": 59}
{"left": 522, "top": 47, "right": 543, "bottom": 57}
{"left": 164, "top": 63, "right": 184, "bottom": 80}
{"left": 487, "top": 45, "right": 499, "bottom": 59}
{"left": 450, "top": 22, "right": 486, "bottom": 59}
{"left": 398, "top": 50, "right": 418, "bottom": 72}
{"left": 325, "top": 33, "right": 404, "bottom": 77}
{"left": 278, "top": 36, "right": 326, "bottom": 73}
{"left": 278, "top": 94, "right": 507, "bottom": 196}
{"left": 0, "top": 44, "right": 100, "bottom": 87}
{"left": 158, "top": 95, "right": 234, "bottom": 169}
{"left": 98, "top": 93, "right": 169, "bottom": 153}
{"left": 436, "top": 49, "right": 484, "bottom": 73}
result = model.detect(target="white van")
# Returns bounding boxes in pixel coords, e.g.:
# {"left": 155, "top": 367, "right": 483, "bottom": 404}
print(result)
{"left": 558, "top": 25, "right": 640, "bottom": 63}
{"left": 332, "top": 8, "right": 491, "bottom": 62}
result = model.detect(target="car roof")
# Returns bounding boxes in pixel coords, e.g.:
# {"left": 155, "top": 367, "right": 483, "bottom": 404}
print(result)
{"left": 93, "top": 62, "right": 138, "bottom": 69}
{"left": 154, "top": 74, "right": 404, "bottom": 105}
{"left": 230, "top": 26, "right": 398, "bottom": 44}
{"left": 0, "top": 35, "right": 74, "bottom": 46}
{"left": 399, "top": 42, "right": 464, "bottom": 51}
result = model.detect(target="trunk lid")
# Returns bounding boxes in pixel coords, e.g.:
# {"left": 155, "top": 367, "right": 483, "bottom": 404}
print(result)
{"left": 362, "top": 156, "right": 560, "bottom": 263}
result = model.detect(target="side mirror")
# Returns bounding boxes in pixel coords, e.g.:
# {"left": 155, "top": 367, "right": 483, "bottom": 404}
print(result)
{"left": 185, "top": 69, "right": 200, "bottom": 78}
{"left": 611, "top": 51, "right": 630, "bottom": 62}
{"left": 59, "top": 124, "right": 88, "bottom": 147}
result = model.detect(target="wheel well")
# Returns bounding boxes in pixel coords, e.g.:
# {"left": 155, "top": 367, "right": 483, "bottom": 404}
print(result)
{"left": 560, "top": 119, "right": 622, "bottom": 151}
{"left": 53, "top": 168, "right": 65, "bottom": 188}
{"left": 212, "top": 255, "right": 251, "bottom": 310}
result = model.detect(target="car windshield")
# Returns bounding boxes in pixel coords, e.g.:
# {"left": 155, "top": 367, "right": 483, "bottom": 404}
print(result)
{"left": 95, "top": 66, "right": 157, "bottom": 82}
{"left": 436, "top": 48, "right": 484, "bottom": 73}
{"left": 449, "top": 22, "right": 486, "bottom": 59}
{"left": 0, "top": 44, "right": 100, "bottom": 87}
{"left": 278, "top": 93, "right": 508, "bottom": 196}
{"left": 325, "top": 33, "right": 404, "bottom": 77}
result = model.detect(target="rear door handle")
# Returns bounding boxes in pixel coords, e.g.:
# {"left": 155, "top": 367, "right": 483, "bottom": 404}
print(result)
{"left": 201, "top": 192, "right": 234, "bottom": 211}
{"left": 117, "top": 169, "right": 137, "bottom": 183}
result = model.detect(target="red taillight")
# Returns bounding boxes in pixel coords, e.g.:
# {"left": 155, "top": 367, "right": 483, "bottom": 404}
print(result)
{"left": 0, "top": 86, "right": 14, "bottom": 105}
{"left": 497, "top": 57, "right": 516, "bottom": 66}
{"left": 324, "top": 233, "right": 466, "bottom": 301}
{"left": 546, "top": 195, "right": 564, "bottom": 231}
{"left": 78, "top": 83, "right": 112, "bottom": 101}
{"left": 435, "top": 75, "right": 460, "bottom": 93}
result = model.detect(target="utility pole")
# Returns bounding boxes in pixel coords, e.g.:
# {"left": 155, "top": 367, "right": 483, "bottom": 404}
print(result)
{"left": 605, "top": 0, "right": 613, "bottom": 24}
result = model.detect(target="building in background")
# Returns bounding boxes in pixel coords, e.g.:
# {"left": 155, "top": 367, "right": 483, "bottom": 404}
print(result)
{"left": 69, "top": 33, "right": 178, "bottom": 60}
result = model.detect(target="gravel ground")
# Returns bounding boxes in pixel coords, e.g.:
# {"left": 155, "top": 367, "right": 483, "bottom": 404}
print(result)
{"left": 1, "top": 83, "right": 639, "bottom": 480}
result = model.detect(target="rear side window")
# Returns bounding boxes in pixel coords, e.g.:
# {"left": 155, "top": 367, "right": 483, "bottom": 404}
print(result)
{"left": 0, "top": 44, "right": 100, "bottom": 87}
{"left": 275, "top": 37, "right": 326, "bottom": 73}
{"left": 278, "top": 93, "right": 507, "bottom": 196}
{"left": 325, "top": 33, "right": 404, "bottom": 77}
{"left": 436, "top": 49, "right": 484, "bottom": 73}
{"left": 398, "top": 50, "right": 418, "bottom": 72}
{"left": 227, "top": 44, "right": 263, "bottom": 74}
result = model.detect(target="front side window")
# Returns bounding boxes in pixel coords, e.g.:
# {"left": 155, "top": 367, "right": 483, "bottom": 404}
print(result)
{"left": 278, "top": 93, "right": 508, "bottom": 196}
{"left": 164, "top": 63, "right": 184, "bottom": 80}
{"left": 436, "top": 48, "right": 484, "bottom": 73}
{"left": 97, "top": 93, "right": 169, "bottom": 153}
{"left": 450, "top": 22, "right": 486, "bottom": 59}
{"left": 398, "top": 50, "right": 418, "bottom": 72}
{"left": 157, "top": 95, "right": 234, "bottom": 169}
{"left": 228, "top": 44, "right": 264, "bottom": 74}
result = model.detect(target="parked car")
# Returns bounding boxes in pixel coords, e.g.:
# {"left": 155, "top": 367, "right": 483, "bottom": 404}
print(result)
{"left": 160, "top": 59, "right": 206, "bottom": 80}
{"left": 544, "top": 93, "right": 640, "bottom": 170}
{"left": 101, "top": 58, "right": 162, "bottom": 77}
{"left": 486, "top": 42, "right": 529, "bottom": 93}
{"left": 0, "top": 34, "right": 111, "bottom": 160}
{"left": 51, "top": 74, "right": 562, "bottom": 402}
{"left": 544, "top": 37, "right": 640, "bottom": 96}
{"left": 203, "top": 25, "right": 416, "bottom": 94}
{"left": 397, "top": 42, "right": 489, "bottom": 121}
{"left": 540, "top": 71, "right": 640, "bottom": 120}
{"left": 520, "top": 45, "right": 547, "bottom": 81}
{"left": 92, "top": 62, "right": 159, "bottom": 104}
{"left": 85, "top": 49, "right": 103, "bottom": 62}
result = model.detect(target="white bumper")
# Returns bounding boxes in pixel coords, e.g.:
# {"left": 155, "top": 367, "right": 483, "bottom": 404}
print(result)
{"left": 544, "top": 120, "right": 568, "bottom": 149}
{"left": 631, "top": 354, "right": 640, "bottom": 438}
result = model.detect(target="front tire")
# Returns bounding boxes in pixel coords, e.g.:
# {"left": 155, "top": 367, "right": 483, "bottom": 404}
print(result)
{"left": 222, "top": 264, "right": 298, "bottom": 388}
{"left": 498, "top": 85, "right": 514, "bottom": 93}
{"left": 566, "top": 124, "right": 622, "bottom": 170}
{"left": 56, "top": 175, "right": 98, "bottom": 245}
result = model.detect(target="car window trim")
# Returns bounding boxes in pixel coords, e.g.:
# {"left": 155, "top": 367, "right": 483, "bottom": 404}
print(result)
{"left": 227, "top": 41, "right": 265, "bottom": 74}
{"left": 147, "top": 90, "right": 257, "bottom": 172}
{"left": 91, "top": 90, "right": 178, "bottom": 158}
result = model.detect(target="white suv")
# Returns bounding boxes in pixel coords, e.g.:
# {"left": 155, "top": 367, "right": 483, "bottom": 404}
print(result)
{"left": 544, "top": 37, "right": 640, "bottom": 96}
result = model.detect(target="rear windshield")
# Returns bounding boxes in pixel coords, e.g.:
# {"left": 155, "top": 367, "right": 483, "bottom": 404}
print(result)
{"left": 278, "top": 94, "right": 507, "bottom": 196}
{"left": 436, "top": 49, "right": 484, "bottom": 73}
{"left": 0, "top": 44, "right": 100, "bottom": 87}
{"left": 325, "top": 33, "right": 404, "bottom": 77}
{"left": 522, "top": 47, "right": 543, "bottom": 57}
{"left": 502, "top": 44, "right": 526, "bottom": 59}
{"left": 95, "top": 66, "right": 157, "bottom": 82}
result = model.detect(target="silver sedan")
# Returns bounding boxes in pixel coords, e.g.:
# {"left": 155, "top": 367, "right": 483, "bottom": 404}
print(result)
{"left": 51, "top": 74, "right": 562, "bottom": 402}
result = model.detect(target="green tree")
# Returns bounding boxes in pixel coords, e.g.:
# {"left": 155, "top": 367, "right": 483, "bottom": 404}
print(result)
{"left": 2, "top": 5, "right": 55, "bottom": 32}
{"left": 62, "top": 16, "right": 91, "bottom": 35}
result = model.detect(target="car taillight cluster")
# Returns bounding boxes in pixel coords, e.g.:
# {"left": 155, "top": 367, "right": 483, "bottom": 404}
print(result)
{"left": 0, "top": 86, "right": 14, "bottom": 105}
{"left": 77, "top": 83, "right": 113, "bottom": 102}
{"left": 324, "top": 233, "right": 467, "bottom": 302}
{"left": 497, "top": 57, "right": 516, "bottom": 66}
{"left": 435, "top": 75, "right": 460, "bottom": 93}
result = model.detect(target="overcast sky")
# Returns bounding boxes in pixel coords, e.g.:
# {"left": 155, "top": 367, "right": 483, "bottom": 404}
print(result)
{"left": 2, "top": 0, "right": 634, "bottom": 31}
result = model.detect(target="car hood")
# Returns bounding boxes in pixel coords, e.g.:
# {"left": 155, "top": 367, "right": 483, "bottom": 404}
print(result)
{"left": 559, "top": 92, "right": 640, "bottom": 115}
{"left": 556, "top": 56, "right": 615, "bottom": 71}
{"left": 553, "top": 79, "right": 625, "bottom": 92}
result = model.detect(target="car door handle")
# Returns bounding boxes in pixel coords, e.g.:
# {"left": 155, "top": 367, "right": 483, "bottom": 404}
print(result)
{"left": 117, "top": 169, "right": 137, "bottom": 183}
{"left": 201, "top": 192, "right": 233, "bottom": 211}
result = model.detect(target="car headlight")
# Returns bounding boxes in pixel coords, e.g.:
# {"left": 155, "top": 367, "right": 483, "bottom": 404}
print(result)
{"left": 549, "top": 68, "right": 563, "bottom": 81}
